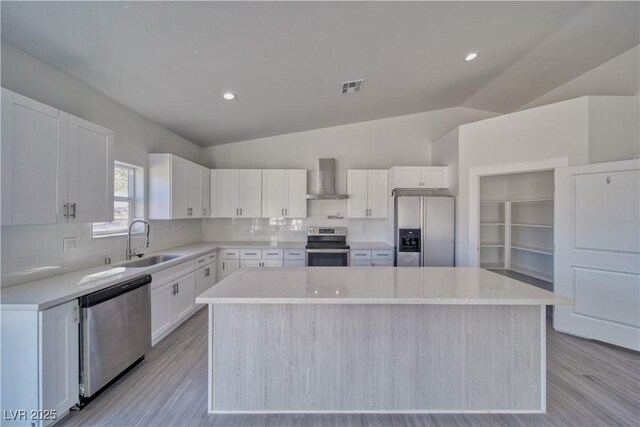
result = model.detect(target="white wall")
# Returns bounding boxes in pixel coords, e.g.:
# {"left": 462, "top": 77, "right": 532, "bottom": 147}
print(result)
{"left": 201, "top": 107, "right": 497, "bottom": 243}
{"left": 1, "top": 42, "right": 205, "bottom": 287}
{"left": 519, "top": 45, "right": 639, "bottom": 111}
{"left": 444, "top": 96, "right": 637, "bottom": 267}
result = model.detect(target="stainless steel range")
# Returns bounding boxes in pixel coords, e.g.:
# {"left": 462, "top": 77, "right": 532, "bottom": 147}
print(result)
{"left": 305, "top": 226, "right": 350, "bottom": 266}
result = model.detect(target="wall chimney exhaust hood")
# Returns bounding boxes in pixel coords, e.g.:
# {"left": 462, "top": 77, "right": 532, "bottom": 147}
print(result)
{"left": 306, "top": 158, "right": 348, "bottom": 200}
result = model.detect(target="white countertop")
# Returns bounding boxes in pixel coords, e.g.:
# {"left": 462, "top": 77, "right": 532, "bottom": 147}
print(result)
{"left": 197, "top": 267, "right": 572, "bottom": 306}
{"left": 0, "top": 240, "right": 393, "bottom": 310}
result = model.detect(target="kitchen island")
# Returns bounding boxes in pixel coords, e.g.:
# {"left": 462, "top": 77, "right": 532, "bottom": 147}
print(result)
{"left": 196, "top": 267, "right": 571, "bottom": 414}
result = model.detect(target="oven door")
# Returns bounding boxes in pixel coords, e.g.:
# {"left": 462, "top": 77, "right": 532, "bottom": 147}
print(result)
{"left": 306, "top": 249, "right": 349, "bottom": 267}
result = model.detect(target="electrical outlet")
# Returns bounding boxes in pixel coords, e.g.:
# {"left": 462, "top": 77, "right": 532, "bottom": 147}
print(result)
{"left": 63, "top": 237, "right": 79, "bottom": 252}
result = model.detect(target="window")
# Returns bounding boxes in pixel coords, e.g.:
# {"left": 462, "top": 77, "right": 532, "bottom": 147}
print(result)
{"left": 92, "top": 162, "right": 141, "bottom": 237}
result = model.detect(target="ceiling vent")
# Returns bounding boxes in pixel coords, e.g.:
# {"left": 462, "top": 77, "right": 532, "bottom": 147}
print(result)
{"left": 341, "top": 79, "right": 365, "bottom": 95}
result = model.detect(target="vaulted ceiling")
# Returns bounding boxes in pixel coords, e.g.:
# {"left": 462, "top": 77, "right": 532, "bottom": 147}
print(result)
{"left": 2, "top": 1, "right": 638, "bottom": 146}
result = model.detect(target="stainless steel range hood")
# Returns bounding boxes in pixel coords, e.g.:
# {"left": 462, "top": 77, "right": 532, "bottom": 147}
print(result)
{"left": 306, "top": 158, "right": 348, "bottom": 200}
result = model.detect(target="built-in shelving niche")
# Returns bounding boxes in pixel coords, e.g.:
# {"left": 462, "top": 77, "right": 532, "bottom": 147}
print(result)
{"left": 479, "top": 171, "right": 554, "bottom": 290}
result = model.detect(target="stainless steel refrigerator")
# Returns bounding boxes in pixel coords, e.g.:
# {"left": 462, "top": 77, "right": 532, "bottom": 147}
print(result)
{"left": 393, "top": 191, "right": 454, "bottom": 266}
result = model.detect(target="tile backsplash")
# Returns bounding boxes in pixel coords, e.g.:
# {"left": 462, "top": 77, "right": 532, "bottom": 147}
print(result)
{"left": 202, "top": 199, "right": 393, "bottom": 243}
{"left": 1, "top": 219, "right": 202, "bottom": 288}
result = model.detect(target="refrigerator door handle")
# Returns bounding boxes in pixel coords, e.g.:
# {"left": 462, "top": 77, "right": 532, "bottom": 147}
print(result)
{"left": 420, "top": 197, "right": 426, "bottom": 267}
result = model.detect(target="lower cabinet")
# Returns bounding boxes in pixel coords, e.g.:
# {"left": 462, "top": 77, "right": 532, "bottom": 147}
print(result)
{"left": 1, "top": 301, "right": 79, "bottom": 427}
{"left": 195, "top": 262, "right": 217, "bottom": 303}
{"left": 350, "top": 249, "right": 394, "bottom": 267}
{"left": 219, "top": 258, "right": 240, "bottom": 280}
{"left": 151, "top": 266, "right": 197, "bottom": 345}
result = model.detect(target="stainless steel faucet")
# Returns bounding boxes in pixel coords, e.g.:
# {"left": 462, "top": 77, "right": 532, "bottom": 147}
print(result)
{"left": 127, "top": 220, "right": 151, "bottom": 260}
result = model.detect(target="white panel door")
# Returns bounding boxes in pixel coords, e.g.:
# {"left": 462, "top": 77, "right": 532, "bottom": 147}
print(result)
{"left": 554, "top": 159, "right": 640, "bottom": 350}
{"left": 240, "top": 170, "right": 262, "bottom": 217}
{"left": 219, "top": 259, "right": 240, "bottom": 279}
{"left": 67, "top": 115, "right": 114, "bottom": 223}
{"left": 202, "top": 167, "right": 210, "bottom": 217}
{"left": 151, "top": 283, "right": 173, "bottom": 343}
{"left": 347, "top": 170, "right": 368, "bottom": 218}
{"left": 367, "top": 170, "right": 389, "bottom": 218}
{"left": 1, "top": 89, "right": 68, "bottom": 225}
{"left": 217, "top": 170, "right": 240, "bottom": 217}
{"left": 392, "top": 167, "right": 422, "bottom": 189}
{"left": 173, "top": 273, "right": 195, "bottom": 323}
{"left": 262, "top": 169, "right": 286, "bottom": 217}
{"left": 39, "top": 301, "right": 79, "bottom": 424}
{"left": 186, "top": 163, "right": 203, "bottom": 218}
{"left": 286, "top": 169, "right": 307, "bottom": 218}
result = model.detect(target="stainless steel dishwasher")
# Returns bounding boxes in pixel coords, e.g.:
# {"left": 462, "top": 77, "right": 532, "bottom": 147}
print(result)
{"left": 79, "top": 274, "right": 152, "bottom": 405}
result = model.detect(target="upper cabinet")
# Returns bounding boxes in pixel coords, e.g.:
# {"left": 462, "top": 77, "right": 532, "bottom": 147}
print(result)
{"left": 210, "top": 169, "right": 262, "bottom": 218}
{"left": 391, "top": 166, "right": 449, "bottom": 190}
{"left": 262, "top": 169, "right": 307, "bottom": 218}
{"left": 347, "top": 170, "right": 388, "bottom": 218}
{"left": 149, "top": 154, "right": 209, "bottom": 219}
{"left": 1, "top": 88, "right": 114, "bottom": 225}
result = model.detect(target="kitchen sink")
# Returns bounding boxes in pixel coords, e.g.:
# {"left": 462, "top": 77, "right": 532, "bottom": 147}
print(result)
{"left": 122, "top": 254, "right": 182, "bottom": 268}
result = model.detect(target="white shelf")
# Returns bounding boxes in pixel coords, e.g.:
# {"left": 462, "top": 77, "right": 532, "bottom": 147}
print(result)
{"left": 480, "top": 222, "right": 505, "bottom": 226}
{"left": 511, "top": 223, "right": 553, "bottom": 229}
{"left": 511, "top": 199, "right": 553, "bottom": 204}
{"left": 480, "top": 200, "right": 507, "bottom": 204}
{"left": 510, "top": 264, "right": 553, "bottom": 283}
{"left": 480, "top": 243, "right": 505, "bottom": 248}
{"left": 511, "top": 245, "right": 553, "bottom": 256}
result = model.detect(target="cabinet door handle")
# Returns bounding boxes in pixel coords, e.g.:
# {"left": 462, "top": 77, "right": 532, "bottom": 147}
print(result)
{"left": 205, "top": 267, "right": 210, "bottom": 277}
{"left": 236, "top": 208, "right": 239, "bottom": 216}
{"left": 222, "top": 262, "right": 225, "bottom": 270}
{"left": 285, "top": 208, "right": 288, "bottom": 216}
{"left": 70, "top": 203, "right": 77, "bottom": 219}
{"left": 281, "top": 208, "right": 284, "bottom": 216}
{"left": 176, "top": 283, "right": 179, "bottom": 294}
{"left": 203, "top": 208, "right": 207, "bottom": 216}
{"left": 63, "top": 203, "right": 69, "bottom": 218}
{"left": 240, "top": 208, "right": 243, "bottom": 216}
{"left": 198, "top": 259, "right": 205, "bottom": 263}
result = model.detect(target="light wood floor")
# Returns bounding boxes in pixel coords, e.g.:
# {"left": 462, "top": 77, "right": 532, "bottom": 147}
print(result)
{"left": 60, "top": 307, "right": 640, "bottom": 427}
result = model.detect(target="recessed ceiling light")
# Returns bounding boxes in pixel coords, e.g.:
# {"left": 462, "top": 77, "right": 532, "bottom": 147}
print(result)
{"left": 222, "top": 92, "right": 237, "bottom": 101}
{"left": 465, "top": 52, "right": 478, "bottom": 62}
{"left": 194, "top": 49, "right": 199, "bottom": 54}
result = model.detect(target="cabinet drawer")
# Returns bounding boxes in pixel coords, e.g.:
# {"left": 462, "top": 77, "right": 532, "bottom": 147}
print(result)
{"left": 206, "top": 251, "right": 217, "bottom": 263}
{"left": 221, "top": 249, "right": 240, "bottom": 260}
{"left": 284, "top": 259, "right": 305, "bottom": 267}
{"left": 372, "top": 260, "right": 394, "bottom": 267}
{"left": 350, "top": 250, "right": 371, "bottom": 260}
{"left": 372, "top": 250, "right": 394, "bottom": 261}
{"left": 262, "top": 259, "right": 283, "bottom": 267}
{"left": 284, "top": 249, "right": 305, "bottom": 260}
{"left": 350, "top": 260, "right": 371, "bottom": 267}
{"left": 240, "top": 249, "right": 262, "bottom": 259}
{"left": 262, "top": 249, "right": 284, "bottom": 260}
{"left": 195, "top": 255, "right": 208, "bottom": 267}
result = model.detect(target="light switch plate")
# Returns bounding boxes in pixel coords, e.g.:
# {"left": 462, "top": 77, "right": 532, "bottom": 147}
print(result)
{"left": 63, "top": 237, "right": 78, "bottom": 252}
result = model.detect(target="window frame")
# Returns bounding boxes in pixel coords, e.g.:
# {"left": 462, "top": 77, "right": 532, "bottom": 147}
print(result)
{"left": 92, "top": 162, "right": 142, "bottom": 238}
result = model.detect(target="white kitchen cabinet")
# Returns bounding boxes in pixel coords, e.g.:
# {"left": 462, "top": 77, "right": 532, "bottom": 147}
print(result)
{"left": 219, "top": 249, "right": 241, "bottom": 280}
{"left": 1, "top": 89, "right": 114, "bottom": 225}
{"left": 150, "top": 259, "right": 200, "bottom": 345}
{"left": 349, "top": 249, "right": 394, "bottom": 267}
{"left": 213, "top": 169, "right": 262, "bottom": 218}
{"left": 347, "top": 169, "right": 388, "bottom": 218}
{"left": 67, "top": 115, "right": 114, "bottom": 223}
{"left": 202, "top": 166, "right": 211, "bottom": 217}
{"left": 149, "top": 154, "right": 208, "bottom": 219}
{"left": 391, "top": 166, "right": 449, "bottom": 189}
{"left": 1, "top": 300, "right": 79, "bottom": 427}
{"left": 262, "top": 169, "right": 308, "bottom": 218}
{"left": 172, "top": 273, "right": 195, "bottom": 323}
{"left": 151, "top": 270, "right": 196, "bottom": 344}
{"left": 284, "top": 259, "right": 306, "bottom": 267}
